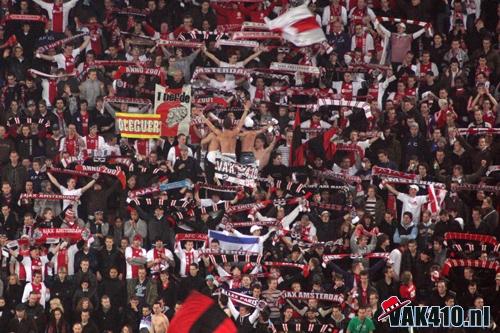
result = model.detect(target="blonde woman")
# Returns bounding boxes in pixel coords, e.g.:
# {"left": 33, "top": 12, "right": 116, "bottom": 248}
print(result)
{"left": 4, "top": 274, "right": 23, "bottom": 311}
{"left": 49, "top": 298, "right": 65, "bottom": 313}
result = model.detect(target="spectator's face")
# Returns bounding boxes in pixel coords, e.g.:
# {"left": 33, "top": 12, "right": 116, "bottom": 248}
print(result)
{"left": 408, "top": 242, "right": 417, "bottom": 253}
{"left": 105, "top": 238, "right": 113, "bottom": 248}
{"left": 81, "top": 311, "right": 90, "bottom": 322}
{"left": 474, "top": 298, "right": 484, "bottom": 308}
{"left": 16, "top": 309, "right": 25, "bottom": 319}
{"left": 437, "top": 282, "right": 446, "bottom": 293}
{"left": 2, "top": 184, "right": 11, "bottom": 194}
{"left": 228, "top": 54, "right": 238, "bottom": 64}
{"left": 81, "top": 261, "right": 89, "bottom": 271}
{"left": 67, "top": 178, "right": 76, "bottom": 189}
{"left": 58, "top": 269, "right": 67, "bottom": 280}
{"left": 183, "top": 18, "right": 193, "bottom": 29}
{"left": 358, "top": 308, "right": 367, "bottom": 320}
{"left": 102, "top": 298, "right": 111, "bottom": 308}
{"left": 284, "top": 308, "right": 293, "bottom": 319}
{"left": 189, "top": 265, "right": 198, "bottom": 276}
{"left": 29, "top": 293, "right": 38, "bottom": 304}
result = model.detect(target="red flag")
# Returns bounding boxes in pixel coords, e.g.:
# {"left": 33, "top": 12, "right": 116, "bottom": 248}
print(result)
{"left": 168, "top": 291, "right": 237, "bottom": 333}
{"left": 290, "top": 111, "right": 305, "bottom": 167}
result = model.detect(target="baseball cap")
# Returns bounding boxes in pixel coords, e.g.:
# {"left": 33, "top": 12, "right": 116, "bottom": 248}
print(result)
{"left": 409, "top": 185, "right": 419, "bottom": 191}
{"left": 250, "top": 225, "right": 262, "bottom": 233}
{"left": 205, "top": 274, "right": 215, "bottom": 281}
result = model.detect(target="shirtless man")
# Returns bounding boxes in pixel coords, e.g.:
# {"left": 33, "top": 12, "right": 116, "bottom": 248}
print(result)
{"left": 151, "top": 301, "right": 169, "bottom": 333}
{"left": 200, "top": 129, "right": 221, "bottom": 183}
{"left": 253, "top": 134, "right": 277, "bottom": 170}
{"left": 197, "top": 101, "right": 250, "bottom": 162}
{"left": 239, "top": 117, "right": 267, "bottom": 166}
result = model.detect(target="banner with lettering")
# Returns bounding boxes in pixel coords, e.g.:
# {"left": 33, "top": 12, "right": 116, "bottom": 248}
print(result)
{"left": 214, "top": 159, "right": 258, "bottom": 187}
{"left": 116, "top": 112, "right": 161, "bottom": 138}
{"left": 154, "top": 84, "right": 192, "bottom": 137}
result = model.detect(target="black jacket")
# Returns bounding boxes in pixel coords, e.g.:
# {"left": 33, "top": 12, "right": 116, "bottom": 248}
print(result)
{"left": 95, "top": 306, "right": 120, "bottom": 333}
{"left": 47, "top": 276, "right": 74, "bottom": 311}
{"left": 99, "top": 277, "right": 127, "bottom": 309}
{"left": 7, "top": 316, "right": 38, "bottom": 333}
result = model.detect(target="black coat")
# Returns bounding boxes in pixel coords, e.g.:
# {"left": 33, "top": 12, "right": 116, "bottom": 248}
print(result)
{"left": 4, "top": 284, "right": 23, "bottom": 312}
{"left": 178, "top": 274, "right": 204, "bottom": 301}
{"left": 24, "top": 302, "right": 46, "bottom": 333}
{"left": 47, "top": 276, "right": 74, "bottom": 311}
{"left": 97, "top": 247, "right": 124, "bottom": 278}
{"left": 99, "top": 277, "right": 127, "bottom": 309}
{"left": 7, "top": 317, "right": 38, "bottom": 333}
{"left": 95, "top": 306, "right": 120, "bottom": 333}
{"left": 122, "top": 305, "right": 141, "bottom": 333}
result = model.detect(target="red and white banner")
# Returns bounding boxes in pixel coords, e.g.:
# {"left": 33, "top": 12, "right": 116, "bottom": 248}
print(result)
{"left": 270, "top": 62, "right": 320, "bottom": 75}
{"left": 241, "top": 21, "right": 269, "bottom": 30}
{"left": 116, "top": 112, "right": 161, "bottom": 139}
{"left": 33, "top": 228, "right": 90, "bottom": 241}
{"left": 215, "top": 39, "right": 259, "bottom": 48}
{"left": 154, "top": 84, "right": 192, "bottom": 137}
{"left": 265, "top": 4, "right": 326, "bottom": 46}
{"left": 428, "top": 184, "right": 446, "bottom": 215}
{"left": 156, "top": 39, "right": 204, "bottom": 48}
{"left": 232, "top": 31, "right": 282, "bottom": 40}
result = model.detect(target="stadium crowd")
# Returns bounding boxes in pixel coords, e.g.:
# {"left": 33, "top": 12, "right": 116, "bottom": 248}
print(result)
{"left": 0, "top": 0, "right": 499, "bottom": 332}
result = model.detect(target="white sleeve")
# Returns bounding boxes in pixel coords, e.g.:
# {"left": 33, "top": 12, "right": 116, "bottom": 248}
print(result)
{"left": 216, "top": 265, "right": 230, "bottom": 277}
{"left": 33, "top": 0, "right": 52, "bottom": 11}
{"left": 300, "top": 120, "right": 311, "bottom": 128}
{"left": 396, "top": 193, "right": 408, "bottom": 202}
{"left": 59, "top": 137, "right": 66, "bottom": 152}
{"left": 167, "top": 147, "right": 175, "bottom": 164}
{"left": 431, "top": 63, "right": 439, "bottom": 77}
{"left": 146, "top": 249, "right": 154, "bottom": 262}
{"left": 366, "top": 34, "right": 375, "bottom": 51}
{"left": 125, "top": 247, "right": 132, "bottom": 260}
{"left": 22, "top": 284, "right": 32, "bottom": 303}
{"left": 341, "top": 7, "right": 347, "bottom": 26}
{"left": 411, "top": 28, "right": 426, "bottom": 40}
{"left": 351, "top": 36, "right": 356, "bottom": 51}
{"left": 475, "top": 0, "right": 481, "bottom": 17}
{"left": 255, "top": 212, "right": 275, "bottom": 222}
{"left": 53, "top": 53, "right": 64, "bottom": 65}
{"left": 98, "top": 136, "right": 106, "bottom": 148}
{"left": 322, "top": 6, "right": 331, "bottom": 27}
{"left": 66, "top": 0, "right": 79, "bottom": 9}
{"left": 367, "top": 8, "right": 376, "bottom": 19}
{"left": 320, "top": 120, "right": 332, "bottom": 128}
{"left": 353, "top": 82, "right": 363, "bottom": 96}
{"left": 174, "top": 242, "right": 185, "bottom": 259}
{"left": 375, "top": 21, "right": 391, "bottom": 38}
{"left": 72, "top": 49, "right": 81, "bottom": 58}
{"left": 281, "top": 205, "right": 301, "bottom": 229}
{"left": 417, "top": 195, "right": 429, "bottom": 205}
{"left": 331, "top": 81, "right": 342, "bottom": 93}
{"left": 165, "top": 249, "right": 174, "bottom": 261}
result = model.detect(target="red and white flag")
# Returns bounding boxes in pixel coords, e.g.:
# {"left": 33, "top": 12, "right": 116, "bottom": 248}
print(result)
{"left": 427, "top": 184, "right": 447, "bottom": 215}
{"left": 265, "top": 4, "right": 326, "bottom": 46}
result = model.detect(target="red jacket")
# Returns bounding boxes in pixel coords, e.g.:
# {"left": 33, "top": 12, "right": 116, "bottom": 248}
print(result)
{"left": 239, "top": 3, "right": 275, "bottom": 23}
{"left": 211, "top": 3, "right": 246, "bottom": 25}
